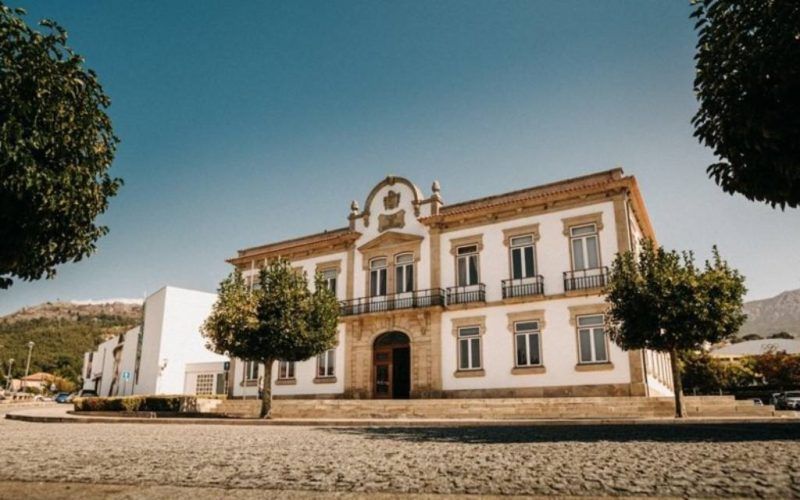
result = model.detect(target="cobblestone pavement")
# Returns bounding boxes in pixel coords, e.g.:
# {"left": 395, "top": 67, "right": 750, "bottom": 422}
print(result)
{"left": 1, "top": 415, "right": 798, "bottom": 498}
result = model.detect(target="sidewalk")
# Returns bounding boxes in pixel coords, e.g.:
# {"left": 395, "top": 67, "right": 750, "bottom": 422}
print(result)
{"left": 6, "top": 405, "right": 800, "bottom": 427}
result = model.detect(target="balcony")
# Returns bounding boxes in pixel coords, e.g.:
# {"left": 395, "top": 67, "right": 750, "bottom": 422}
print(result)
{"left": 563, "top": 267, "right": 609, "bottom": 292}
{"left": 340, "top": 288, "right": 445, "bottom": 316}
{"left": 502, "top": 276, "right": 544, "bottom": 299}
{"left": 446, "top": 284, "right": 486, "bottom": 305}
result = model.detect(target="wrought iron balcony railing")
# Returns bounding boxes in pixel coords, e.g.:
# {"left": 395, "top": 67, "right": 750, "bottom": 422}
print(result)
{"left": 563, "top": 267, "right": 609, "bottom": 292}
{"left": 501, "top": 276, "right": 545, "bottom": 299}
{"left": 340, "top": 288, "right": 446, "bottom": 316}
{"left": 446, "top": 283, "right": 486, "bottom": 305}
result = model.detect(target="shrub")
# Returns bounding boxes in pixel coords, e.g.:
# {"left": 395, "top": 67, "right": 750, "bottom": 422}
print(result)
{"left": 74, "top": 395, "right": 197, "bottom": 413}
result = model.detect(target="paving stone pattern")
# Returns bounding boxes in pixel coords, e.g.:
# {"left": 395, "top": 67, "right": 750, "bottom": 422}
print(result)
{"left": 1, "top": 416, "right": 798, "bottom": 497}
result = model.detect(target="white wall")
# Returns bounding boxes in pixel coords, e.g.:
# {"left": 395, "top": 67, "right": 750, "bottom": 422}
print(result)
{"left": 231, "top": 325, "right": 346, "bottom": 398}
{"left": 155, "top": 287, "right": 227, "bottom": 394}
{"left": 441, "top": 297, "right": 632, "bottom": 391}
{"left": 184, "top": 361, "right": 226, "bottom": 395}
{"left": 439, "top": 201, "right": 618, "bottom": 301}
{"left": 132, "top": 288, "right": 167, "bottom": 395}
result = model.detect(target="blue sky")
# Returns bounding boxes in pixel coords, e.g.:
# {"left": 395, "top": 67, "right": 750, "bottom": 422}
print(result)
{"left": 2, "top": 1, "right": 798, "bottom": 315}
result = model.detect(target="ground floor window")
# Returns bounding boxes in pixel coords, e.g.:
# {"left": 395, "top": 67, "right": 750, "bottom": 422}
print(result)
{"left": 458, "top": 326, "right": 482, "bottom": 370}
{"left": 577, "top": 314, "right": 608, "bottom": 363}
{"left": 317, "top": 349, "right": 335, "bottom": 378}
{"left": 244, "top": 361, "right": 259, "bottom": 380}
{"left": 195, "top": 373, "right": 214, "bottom": 395}
{"left": 514, "top": 321, "right": 542, "bottom": 367}
{"left": 278, "top": 361, "right": 296, "bottom": 380}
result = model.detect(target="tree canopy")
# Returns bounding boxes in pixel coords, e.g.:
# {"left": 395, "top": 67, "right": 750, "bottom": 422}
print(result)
{"left": 691, "top": 0, "right": 800, "bottom": 208}
{"left": 605, "top": 239, "right": 747, "bottom": 416}
{"left": 0, "top": 3, "right": 120, "bottom": 289}
{"left": 202, "top": 259, "right": 339, "bottom": 417}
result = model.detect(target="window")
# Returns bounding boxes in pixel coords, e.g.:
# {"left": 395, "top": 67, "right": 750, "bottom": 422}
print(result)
{"left": 456, "top": 245, "right": 480, "bottom": 286}
{"left": 510, "top": 235, "right": 536, "bottom": 279}
{"left": 457, "top": 326, "right": 482, "bottom": 370}
{"left": 514, "top": 321, "right": 542, "bottom": 367}
{"left": 321, "top": 269, "right": 338, "bottom": 296}
{"left": 244, "top": 361, "right": 259, "bottom": 380}
{"left": 195, "top": 373, "right": 214, "bottom": 395}
{"left": 278, "top": 361, "right": 295, "bottom": 380}
{"left": 369, "top": 258, "right": 387, "bottom": 297}
{"left": 570, "top": 224, "right": 600, "bottom": 270}
{"left": 317, "top": 349, "right": 335, "bottom": 378}
{"left": 577, "top": 315, "right": 608, "bottom": 363}
{"left": 395, "top": 253, "right": 414, "bottom": 293}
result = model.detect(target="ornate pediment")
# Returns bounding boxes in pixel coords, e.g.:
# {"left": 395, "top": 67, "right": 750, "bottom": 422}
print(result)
{"left": 358, "top": 231, "right": 424, "bottom": 252}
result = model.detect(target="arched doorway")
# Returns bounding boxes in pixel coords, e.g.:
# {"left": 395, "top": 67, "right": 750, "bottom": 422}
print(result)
{"left": 373, "top": 331, "right": 411, "bottom": 399}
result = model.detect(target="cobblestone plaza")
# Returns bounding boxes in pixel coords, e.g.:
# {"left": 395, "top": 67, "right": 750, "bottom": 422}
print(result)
{"left": 1, "top": 411, "right": 798, "bottom": 498}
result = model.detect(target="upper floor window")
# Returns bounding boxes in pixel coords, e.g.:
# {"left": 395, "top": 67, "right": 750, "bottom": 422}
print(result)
{"left": 570, "top": 224, "right": 600, "bottom": 270}
{"left": 395, "top": 253, "right": 414, "bottom": 293}
{"left": 278, "top": 361, "right": 295, "bottom": 380}
{"left": 457, "top": 326, "right": 482, "bottom": 370}
{"left": 514, "top": 320, "right": 542, "bottom": 367}
{"left": 369, "top": 258, "right": 387, "bottom": 297}
{"left": 509, "top": 235, "right": 536, "bottom": 279}
{"left": 456, "top": 245, "right": 480, "bottom": 286}
{"left": 317, "top": 349, "right": 335, "bottom": 378}
{"left": 321, "top": 269, "right": 338, "bottom": 296}
{"left": 244, "top": 360, "right": 259, "bottom": 381}
{"left": 577, "top": 315, "right": 608, "bottom": 364}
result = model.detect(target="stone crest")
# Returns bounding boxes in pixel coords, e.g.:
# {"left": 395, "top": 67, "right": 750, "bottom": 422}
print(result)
{"left": 383, "top": 190, "right": 401, "bottom": 210}
{"left": 378, "top": 209, "right": 405, "bottom": 232}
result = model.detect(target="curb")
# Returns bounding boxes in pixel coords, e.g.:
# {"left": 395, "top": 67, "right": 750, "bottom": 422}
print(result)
{"left": 6, "top": 412, "right": 800, "bottom": 427}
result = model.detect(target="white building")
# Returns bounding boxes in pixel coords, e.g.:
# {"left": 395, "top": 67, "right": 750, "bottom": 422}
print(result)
{"left": 227, "top": 169, "right": 675, "bottom": 400}
{"left": 82, "top": 286, "right": 227, "bottom": 396}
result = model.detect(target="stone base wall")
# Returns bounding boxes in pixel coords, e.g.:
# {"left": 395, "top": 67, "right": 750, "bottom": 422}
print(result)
{"left": 438, "top": 382, "right": 638, "bottom": 399}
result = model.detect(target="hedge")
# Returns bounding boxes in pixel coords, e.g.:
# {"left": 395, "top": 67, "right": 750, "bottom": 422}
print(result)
{"left": 74, "top": 395, "right": 201, "bottom": 413}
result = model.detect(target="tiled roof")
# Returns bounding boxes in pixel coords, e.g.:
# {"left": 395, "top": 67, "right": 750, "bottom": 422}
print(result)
{"left": 711, "top": 339, "right": 800, "bottom": 356}
{"left": 436, "top": 169, "right": 624, "bottom": 216}
{"left": 233, "top": 227, "right": 356, "bottom": 260}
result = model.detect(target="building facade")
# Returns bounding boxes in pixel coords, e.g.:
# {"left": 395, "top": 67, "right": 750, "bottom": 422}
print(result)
{"left": 82, "top": 286, "right": 227, "bottom": 397}
{"left": 229, "top": 169, "right": 674, "bottom": 400}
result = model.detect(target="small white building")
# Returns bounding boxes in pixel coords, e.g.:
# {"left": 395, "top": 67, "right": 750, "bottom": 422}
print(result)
{"left": 82, "top": 286, "right": 227, "bottom": 397}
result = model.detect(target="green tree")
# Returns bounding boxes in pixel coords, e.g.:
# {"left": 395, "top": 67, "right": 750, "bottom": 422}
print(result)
{"left": 605, "top": 239, "right": 747, "bottom": 417}
{"left": 0, "top": 3, "right": 120, "bottom": 289}
{"left": 691, "top": 0, "right": 800, "bottom": 208}
{"left": 768, "top": 332, "right": 794, "bottom": 340}
{"left": 751, "top": 349, "right": 800, "bottom": 388}
{"left": 202, "top": 259, "right": 339, "bottom": 418}
{"left": 741, "top": 334, "right": 763, "bottom": 341}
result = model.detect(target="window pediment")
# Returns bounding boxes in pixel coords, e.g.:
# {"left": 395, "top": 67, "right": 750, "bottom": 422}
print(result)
{"left": 358, "top": 231, "right": 424, "bottom": 252}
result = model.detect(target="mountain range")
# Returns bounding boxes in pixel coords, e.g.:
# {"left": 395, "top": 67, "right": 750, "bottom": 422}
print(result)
{"left": 739, "top": 288, "right": 800, "bottom": 338}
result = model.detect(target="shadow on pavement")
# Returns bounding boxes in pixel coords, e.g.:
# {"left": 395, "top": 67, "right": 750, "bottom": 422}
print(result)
{"left": 326, "top": 422, "right": 800, "bottom": 444}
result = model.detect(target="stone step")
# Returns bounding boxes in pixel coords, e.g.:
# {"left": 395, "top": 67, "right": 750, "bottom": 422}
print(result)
{"left": 208, "top": 396, "right": 771, "bottom": 419}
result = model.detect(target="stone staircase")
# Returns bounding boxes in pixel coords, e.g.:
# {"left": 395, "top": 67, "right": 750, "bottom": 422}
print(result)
{"left": 208, "top": 395, "right": 782, "bottom": 420}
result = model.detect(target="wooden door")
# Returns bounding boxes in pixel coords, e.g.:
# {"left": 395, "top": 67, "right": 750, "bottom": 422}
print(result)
{"left": 373, "top": 347, "right": 393, "bottom": 398}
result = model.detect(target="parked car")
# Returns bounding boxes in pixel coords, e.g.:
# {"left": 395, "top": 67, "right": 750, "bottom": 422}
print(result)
{"left": 776, "top": 391, "right": 800, "bottom": 411}
{"left": 752, "top": 399, "right": 763, "bottom": 406}
{"left": 54, "top": 392, "right": 72, "bottom": 404}
{"left": 769, "top": 393, "right": 782, "bottom": 407}
{"left": 77, "top": 389, "right": 98, "bottom": 398}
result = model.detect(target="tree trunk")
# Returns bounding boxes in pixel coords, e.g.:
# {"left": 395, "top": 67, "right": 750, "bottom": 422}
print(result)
{"left": 260, "top": 358, "right": 274, "bottom": 419}
{"left": 669, "top": 348, "right": 684, "bottom": 418}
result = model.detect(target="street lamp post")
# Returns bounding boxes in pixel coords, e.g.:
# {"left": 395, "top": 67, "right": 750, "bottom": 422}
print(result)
{"left": 24, "top": 341, "right": 35, "bottom": 382}
{"left": 6, "top": 359, "right": 14, "bottom": 392}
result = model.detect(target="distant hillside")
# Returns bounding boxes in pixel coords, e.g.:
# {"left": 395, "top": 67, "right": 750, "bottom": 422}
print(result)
{"left": 0, "top": 301, "right": 142, "bottom": 384}
{"left": 739, "top": 289, "right": 800, "bottom": 338}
